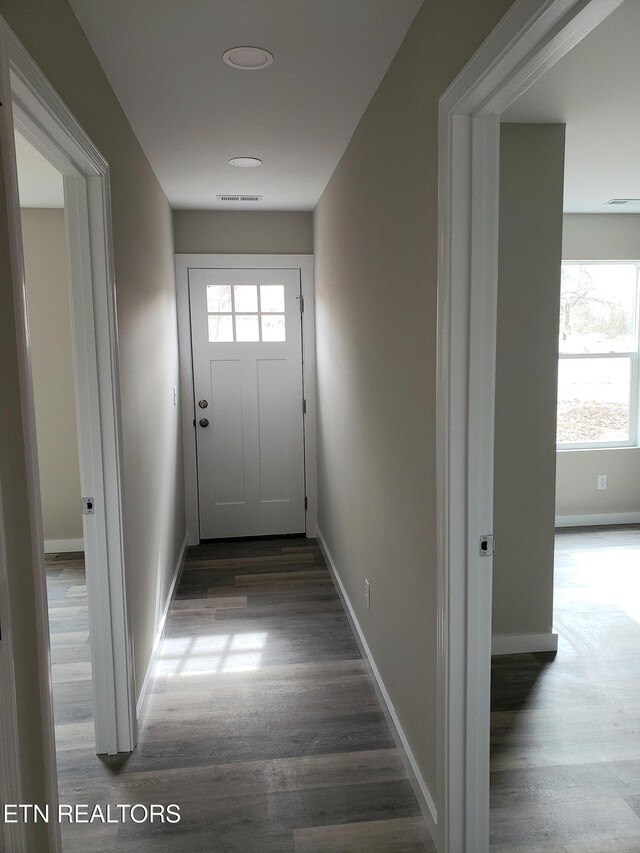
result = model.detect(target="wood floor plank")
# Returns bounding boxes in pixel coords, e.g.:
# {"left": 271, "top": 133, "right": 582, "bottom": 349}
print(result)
{"left": 293, "top": 816, "right": 434, "bottom": 852}
{"left": 490, "top": 797, "right": 640, "bottom": 850}
{"left": 492, "top": 758, "right": 640, "bottom": 809}
{"left": 274, "top": 749, "right": 408, "bottom": 792}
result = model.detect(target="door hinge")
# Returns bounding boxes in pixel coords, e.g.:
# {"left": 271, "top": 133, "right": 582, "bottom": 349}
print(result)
{"left": 302, "top": 399, "right": 307, "bottom": 415}
{"left": 304, "top": 496, "right": 308, "bottom": 511}
{"left": 299, "top": 295, "right": 304, "bottom": 313}
{"left": 479, "top": 534, "right": 494, "bottom": 557}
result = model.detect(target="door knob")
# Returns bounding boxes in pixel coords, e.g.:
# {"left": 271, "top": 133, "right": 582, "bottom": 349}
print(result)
{"left": 199, "top": 418, "right": 210, "bottom": 428}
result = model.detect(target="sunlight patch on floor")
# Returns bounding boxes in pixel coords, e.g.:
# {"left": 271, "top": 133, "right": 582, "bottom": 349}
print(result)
{"left": 156, "top": 631, "right": 269, "bottom": 676}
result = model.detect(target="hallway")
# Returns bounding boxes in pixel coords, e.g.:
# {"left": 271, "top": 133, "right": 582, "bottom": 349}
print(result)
{"left": 48, "top": 539, "right": 433, "bottom": 852}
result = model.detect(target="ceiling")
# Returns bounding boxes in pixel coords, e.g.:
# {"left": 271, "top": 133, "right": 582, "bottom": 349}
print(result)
{"left": 14, "top": 132, "right": 64, "bottom": 208}
{"left": 69, "top": 0, "right": 423, "bottom": 211}
{"left": 503, "top": 0, "right": 640, "bottom": 213}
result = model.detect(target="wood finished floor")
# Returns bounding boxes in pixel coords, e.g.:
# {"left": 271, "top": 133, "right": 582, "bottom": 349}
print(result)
{"left": 47, "top": 538, "right": 433, "bottom": 852}
{"left": 491, "top": 526, "right": 640, "bottom": 852}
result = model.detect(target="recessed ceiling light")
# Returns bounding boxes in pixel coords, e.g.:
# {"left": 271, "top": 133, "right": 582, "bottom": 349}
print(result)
{"left": 229, "top": 157, "right": 262, "bottom": 168}
{"left": 223, "top": 46, "right": 274, "bottom": 70}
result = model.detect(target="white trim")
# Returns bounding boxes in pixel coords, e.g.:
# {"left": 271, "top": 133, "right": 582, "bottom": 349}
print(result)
{"left": 491, "top": 632, "right": 558, "bottom": 655}
{"left": 0, "top": 11, "right": 136, "bottom": 777}
{"left": 136, "top": 532, "right": 188, "bottom": 720}
{"left": 558, "top": 352, "right": 635, "bottom": 359}
{"left": 43, "top": 538, "right": 84, "bottom": 554}
{"left": 175, "top": 254, "right": 317, "bottom": 544}
{"left": 316, "top": 527, "right": 438, "bottom": 840}
{"left": 0, "top": 483, "right": 28, "bottom": 853}
{"left": 556, "top": 511, "right": 640, "bottom": 527}
{"left": 437, "top": 1, "right": 625, "bottom": 850}
{"left": 559, "top": 440, "right": 636, "bottom": 450}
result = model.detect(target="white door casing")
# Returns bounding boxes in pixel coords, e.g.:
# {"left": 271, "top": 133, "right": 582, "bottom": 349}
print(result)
{"left": 176, "top": 254, "right": 317, "bottom": 546}
{"left": 189, "top": 268, "right": 306, "bottom": 539}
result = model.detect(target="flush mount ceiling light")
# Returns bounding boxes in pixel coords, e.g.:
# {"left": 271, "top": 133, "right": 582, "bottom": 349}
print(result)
{"left": 223, "top": 46, "right": 274, "bottom": 70}
{"left": 229, "top": 157, "right": 262, "bottom": 168}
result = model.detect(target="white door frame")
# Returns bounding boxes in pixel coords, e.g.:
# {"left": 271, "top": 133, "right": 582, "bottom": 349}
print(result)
{"left": 0, "top": 15, "right": 136, "bottom": 779}
{"left": 175, "top": 254, "right": 317, "bottom": 544}
{"left": 437, "top": 0, "right": 625, "bottom": 850}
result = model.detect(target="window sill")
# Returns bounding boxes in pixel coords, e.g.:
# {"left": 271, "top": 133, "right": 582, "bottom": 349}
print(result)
{"left": 556, "top": 445, "right": 640, "bottom": 453}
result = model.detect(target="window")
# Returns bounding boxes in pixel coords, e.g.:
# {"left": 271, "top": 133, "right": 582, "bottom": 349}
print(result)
{"left": 557, "top": 262, "right": 639, "bottom": 448}
{"left": 206, "top": 284, "right": 286, "bottom": 342}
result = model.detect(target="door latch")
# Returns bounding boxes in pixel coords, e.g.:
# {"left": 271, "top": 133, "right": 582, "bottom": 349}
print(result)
{"left": 479, "top": 534, "right": 494, "bottom": 556}
{"left": 82, "top": 497, "right": 95, "bottom": 515}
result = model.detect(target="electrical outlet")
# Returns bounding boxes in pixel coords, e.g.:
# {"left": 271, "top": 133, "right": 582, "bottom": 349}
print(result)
{"left": 597, "top": 474, "right": 607, "bottom": 490}
{"left": 364, "top": 578, "right": 370, "bottom": 611}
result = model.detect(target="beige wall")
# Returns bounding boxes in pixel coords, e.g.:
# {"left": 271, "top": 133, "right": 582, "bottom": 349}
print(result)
{"left": 492, "top": 124, "right": 565, "bottom": 638}
{"left": 313, "top": 0, "right": 515, "bottom": 806}
{"left": 563, "top": 213, "right": 640, "bottom": 260}
{"left": 173, "top": 210, "right": 313, "bottom": 254}
{"left": 557, "top": 214, "right": 640, "bottom": 519}
{"left": 556, "top": 449, "right": 640, "bottom": 517}
{"left": 21, "top": 208, "right": 83, "bottom": 544}
{"left": 0, "top": 0, "right": 185, "bottom": 834}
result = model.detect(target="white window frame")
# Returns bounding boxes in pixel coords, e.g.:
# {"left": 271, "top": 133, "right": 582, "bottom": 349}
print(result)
{"left": 557, "top": 259, "right": 640, "bottom": 451}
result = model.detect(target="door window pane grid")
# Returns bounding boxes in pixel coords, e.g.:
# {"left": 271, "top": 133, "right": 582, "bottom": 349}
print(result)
{"left": 207, "top": 283, "right": 286, "bottom": 342}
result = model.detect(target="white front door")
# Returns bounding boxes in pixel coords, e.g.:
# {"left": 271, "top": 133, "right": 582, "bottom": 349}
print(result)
{"left": 189, "top": 268, "right": 306, "bottom": 539}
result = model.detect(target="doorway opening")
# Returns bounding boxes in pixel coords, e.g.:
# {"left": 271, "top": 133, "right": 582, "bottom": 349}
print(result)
{"left": 489, "top": 6, "right": 640, "bottom": 843}
{"left": 14, "top": 131, "right": 98, "bottom": 849}
{"left": 437, "top": 0, "right": 632, "bottom": 849}
{"left": 0, "top": 21, "right": 138, "bottom": 850}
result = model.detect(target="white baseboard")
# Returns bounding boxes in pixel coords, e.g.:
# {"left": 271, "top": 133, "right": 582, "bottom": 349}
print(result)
{"left": 556, "top": 512, "right": 640, "bottom": 528}
{"left": 44, "top": 538, "right": 84, "bottom": 554}
{"left": 491, "top": 631, "right": 558, "bottom": 655}
{"left": 136, "top": 532, "right": 188, "bottom": 719}
{"left": 316, "top": 527, "right": 438, "bottom": 843}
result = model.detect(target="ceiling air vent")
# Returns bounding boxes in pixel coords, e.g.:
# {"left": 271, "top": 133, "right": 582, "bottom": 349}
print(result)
{"left": 217, "top": 194, "right": 263, "bottom": 202}
{"left": 606, "top": 198, "right": 640, "bottom": 205}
